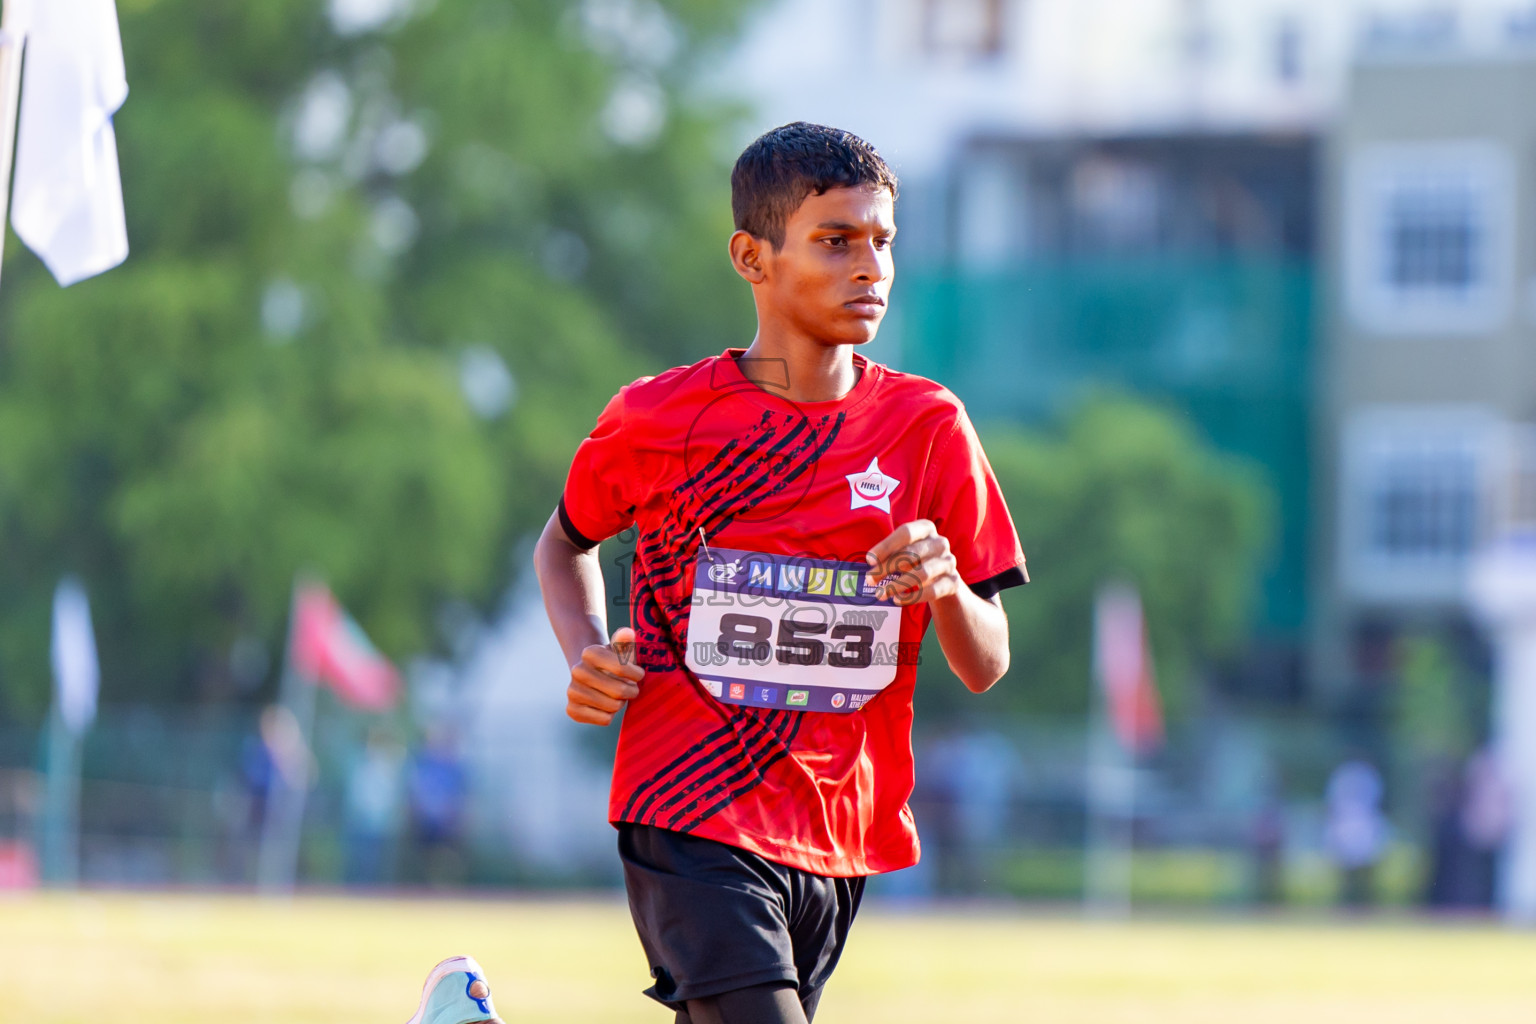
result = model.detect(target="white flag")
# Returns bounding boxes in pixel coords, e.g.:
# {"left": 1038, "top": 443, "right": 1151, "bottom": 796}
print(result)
{"left": 51, "top": 576, "right": 99, "bottom": 736}
{"left": 11, "top": 0, "right": 129, "bottom": 287}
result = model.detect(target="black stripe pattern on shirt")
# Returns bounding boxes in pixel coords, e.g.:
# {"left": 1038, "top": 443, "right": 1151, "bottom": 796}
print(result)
{"left": 620, "top": 406, "right": 845, "bottom": 832}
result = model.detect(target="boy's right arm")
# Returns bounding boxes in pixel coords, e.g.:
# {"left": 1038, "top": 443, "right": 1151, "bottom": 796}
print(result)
{"left": 533, "top": 509, "right": 645, "bottom": 726}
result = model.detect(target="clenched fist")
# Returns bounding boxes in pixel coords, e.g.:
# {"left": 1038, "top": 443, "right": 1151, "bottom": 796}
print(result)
{"left": 866, "top": 519, "right": 962, "bottom": 606}
{"left": 567, "top": 626, "right": 646, "bottom": 726}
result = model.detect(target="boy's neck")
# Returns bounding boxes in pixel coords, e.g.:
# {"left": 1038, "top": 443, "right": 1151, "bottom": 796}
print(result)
{"left": 739, "top": 333, "right": 863, "bottom": 404}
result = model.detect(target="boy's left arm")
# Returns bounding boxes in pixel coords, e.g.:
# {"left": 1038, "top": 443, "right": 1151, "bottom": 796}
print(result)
{"left": 867, "top": 519, "right": 1009, "bottom": 693}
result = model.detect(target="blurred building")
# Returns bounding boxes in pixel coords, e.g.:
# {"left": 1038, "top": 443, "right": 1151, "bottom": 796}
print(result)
{"left": 1315, "top": 48, "right": 1536, "bottom": 689}
{"left": 728, "top": 1, "right": 1536, "bottom": 177}
{"left": 729, "top": 0, "right": 1350, "bottom": 278}
{"left": 730, "top": 0, "right": 1417, "bottom": 164}
{"left": 903, "top": 130, "right": 1316, "bottom": 658}
{"left": 724, "top": 0, "right": 1536, "bottom": 702}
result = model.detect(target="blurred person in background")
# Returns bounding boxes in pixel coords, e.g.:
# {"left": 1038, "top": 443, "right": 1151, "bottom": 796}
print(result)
{"left": 407, "top": 725, "right": 468, "bottom": 887}
{"left": 924, "top": 726, "right": 1018, "bottom": 894}
{"left": 911, "top": 732, "right": 961, "bottom": 897}
{"left": 1459, "top": 745, "right": 1511, "bottom": 908}
{"left": 224, "top": 705, "right": 309, "bottom": 883}
{"left": 1424, "top": 746, "right": 1509, "bottom": 910}
{"left": 1325, "top": 757, "right": 1388, "bottom": 908}
{"left": 344, "top": 727, "right": 405, "bottom": 887}
{"left": 1248, "top": 777, "right": 1287, "bottom": 907}
{"left": 225, "top": 721, "right": 276, "bottom": 882}
{"left": 1423, "top": 759, "right": 1467, "bottom": 909}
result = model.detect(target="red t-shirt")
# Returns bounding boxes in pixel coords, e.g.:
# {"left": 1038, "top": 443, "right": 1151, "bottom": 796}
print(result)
{"left": 559, "top": 348, "right": 1027, "bottom": 876}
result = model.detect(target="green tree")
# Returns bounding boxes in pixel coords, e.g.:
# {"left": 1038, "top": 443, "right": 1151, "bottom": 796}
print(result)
{"left": 916, "top": 397, "right": 1273, "bottom": 721}
{"left": 0, "top": 0, "right": 756, "bottom": 712}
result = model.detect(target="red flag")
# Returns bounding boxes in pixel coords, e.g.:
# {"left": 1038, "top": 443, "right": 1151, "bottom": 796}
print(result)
{"left": 289, "top": 582, "right": 401, "bottom": 711}
{"left": 1094, "top": 583, "right": 1163, "bottom": 756}
{"left": 0, "top": 841, "right": 38, "bottom": 890}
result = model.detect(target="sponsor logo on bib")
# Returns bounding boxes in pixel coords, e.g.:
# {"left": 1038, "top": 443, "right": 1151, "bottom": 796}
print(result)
{"left": 777, "top": 565, "right": 807, "bottom": 592}
{"left": 707, "top": 559, "right": 743, "bottom": 584}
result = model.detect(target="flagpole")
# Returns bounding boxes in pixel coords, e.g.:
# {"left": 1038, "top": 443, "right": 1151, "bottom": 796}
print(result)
{"left": 39, "top": 576, "right": 100, "bottom": 888}
{"left": 1085, "top": 583, "right": 1146, "bottom": 917}
{"left": 1084, "top": 692, "right": 1133, "bottom": 916}
{"left": 38, "top": 704, "right": 82, "bottom": 885}
{"left": 256, "top": 578, "right": 318, "bottom": 894}
{"left": 0, "top": 0, "right": 25, "bottom": 293}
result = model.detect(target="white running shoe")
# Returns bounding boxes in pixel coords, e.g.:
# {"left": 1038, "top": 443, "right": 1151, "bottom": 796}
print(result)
{"left": 405, "top": 955, "right": 503, "bottom": 1024}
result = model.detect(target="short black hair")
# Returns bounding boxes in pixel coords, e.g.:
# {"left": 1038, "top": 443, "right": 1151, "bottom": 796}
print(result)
{"left": 731, "top": 122, "right": 898, "bottom": 249}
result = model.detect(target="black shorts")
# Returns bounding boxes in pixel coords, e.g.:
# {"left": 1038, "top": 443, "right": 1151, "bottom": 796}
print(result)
{"left": 618, "top": 822, "right": 865, "bottom": 1015}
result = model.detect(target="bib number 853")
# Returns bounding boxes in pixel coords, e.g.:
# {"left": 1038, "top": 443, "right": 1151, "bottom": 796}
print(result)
{"left": 716, "top": 613, "right": 874, "bottom": 669}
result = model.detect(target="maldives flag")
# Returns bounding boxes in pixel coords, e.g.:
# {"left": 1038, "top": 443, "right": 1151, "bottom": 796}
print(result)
{"left": 1093, "top": 583, "right": 1164, "bottom": 756}
{"left": 289, "top": 582, "right": 401, "bottom": 711}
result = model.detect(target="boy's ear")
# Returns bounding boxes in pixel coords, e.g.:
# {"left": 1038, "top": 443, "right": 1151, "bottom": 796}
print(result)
{"left": 729, "top": 229, "right": 768, "bottom": 284}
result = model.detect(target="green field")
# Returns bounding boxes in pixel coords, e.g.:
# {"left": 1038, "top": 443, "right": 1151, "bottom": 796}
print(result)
{"left": 4, "top": 893, "right": 1535, "bottom": 1022}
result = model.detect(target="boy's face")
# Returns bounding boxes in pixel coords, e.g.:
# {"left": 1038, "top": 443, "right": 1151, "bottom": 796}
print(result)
{"left": 748, "top": 184, "right": 896, "bottom": 347}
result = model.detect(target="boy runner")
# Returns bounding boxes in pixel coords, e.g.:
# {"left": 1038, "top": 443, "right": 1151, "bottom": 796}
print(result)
{"left": 533, "top": 122, "right": 1028, "bottom": 1024}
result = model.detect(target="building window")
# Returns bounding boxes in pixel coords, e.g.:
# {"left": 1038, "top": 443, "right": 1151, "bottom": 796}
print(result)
{"left": 923, "top": 0, "right": 1006, "bottom": 60}
{"left": 1345, "top": 143, "right": 1512, "bottom": 335}
{"left": 1368, "top": 447, "right": 1477, "bottom": 559}
{"left": 1385, "top": 182, "right": 1479, "bottom": 293}
{"left": 1341, "top": 408, "right": 1498, "bottom": 602}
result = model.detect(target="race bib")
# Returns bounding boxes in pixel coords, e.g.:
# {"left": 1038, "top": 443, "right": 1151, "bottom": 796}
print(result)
{"left": 684, "top": 548, "right": 903, "bottom": 713}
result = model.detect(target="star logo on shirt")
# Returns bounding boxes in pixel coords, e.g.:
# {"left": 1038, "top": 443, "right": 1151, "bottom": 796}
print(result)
{"left": 845, "top": 457, "right": 900, "bottom": 512}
